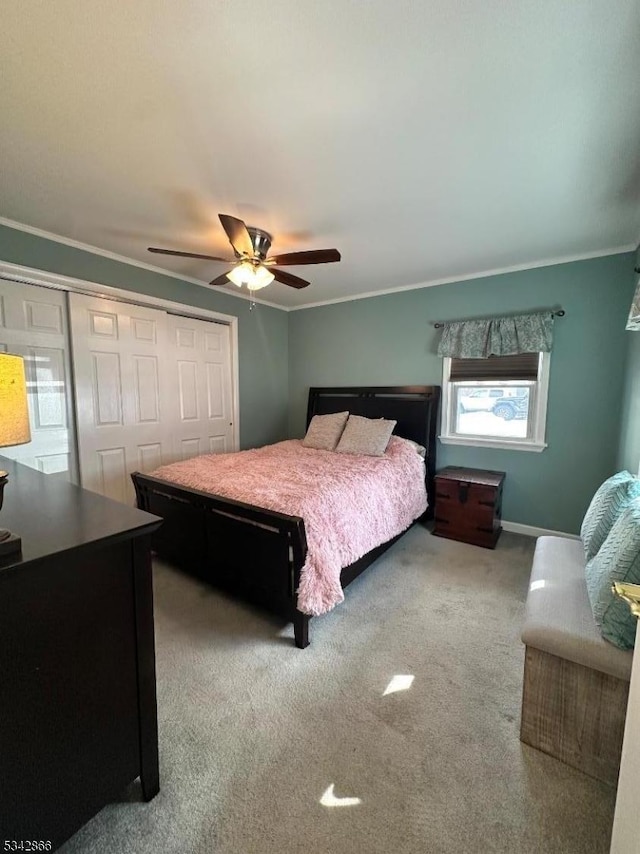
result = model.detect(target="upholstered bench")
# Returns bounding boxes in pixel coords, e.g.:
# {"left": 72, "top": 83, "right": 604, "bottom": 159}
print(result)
{"left": 520, "top": 535, "right": 633, "bottom": 786}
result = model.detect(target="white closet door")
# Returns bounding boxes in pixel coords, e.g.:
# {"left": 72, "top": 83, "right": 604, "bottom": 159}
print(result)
{"left": 0, "top": 279, "right": 76, "bottom": 479}
{"left": 167, "top": 314, "right": 235, "bottom": 459}
{"left": 69, "top": 292, "right": 172, "bottom": 503}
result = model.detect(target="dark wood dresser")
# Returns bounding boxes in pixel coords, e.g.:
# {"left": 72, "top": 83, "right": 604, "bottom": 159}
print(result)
{"left": 0, "top": 457, "right": 162, "bottom": 850}
{"left": 433, "top": 466, "right": 505, "bottom": 548}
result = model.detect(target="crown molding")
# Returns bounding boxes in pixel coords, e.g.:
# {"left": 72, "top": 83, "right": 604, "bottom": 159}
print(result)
{"left": 0, "top": 216, "right": 288, "bottom": 311}
{"left": 0, "top": 216, "right": 636, "bottom": 314}
{"left": 287, "top": 244, "right": 637, "bottom": 311}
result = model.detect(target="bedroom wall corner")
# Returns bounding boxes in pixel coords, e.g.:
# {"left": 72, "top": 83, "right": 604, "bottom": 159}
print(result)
{"left": 617, "top": 245, "right": 640, "bottom": 474}
{"left": 0, "top": 223, "right": 290, "bottom": 450}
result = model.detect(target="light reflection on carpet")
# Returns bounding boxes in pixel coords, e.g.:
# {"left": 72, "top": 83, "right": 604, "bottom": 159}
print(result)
{"left": 383, "top": 674, "right": 415, "bottom": 696}
{"left": 320, "top": 784, "right": 362, "bottom": 808}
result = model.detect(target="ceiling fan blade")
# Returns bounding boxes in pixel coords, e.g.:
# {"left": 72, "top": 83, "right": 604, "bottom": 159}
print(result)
{"left": 209, "top": 272, "right": 231, "bottom": 286}
{"left": 148, "top": 247, "right": 231, "bottom": 262}
{"left": 218, "top": 214, "right": 254, "bottom": 257}
{"left": 270, "top": 249, "right": 341, "bottom": 266}
{"left": 271, "top": 268, "right": 310, "bottom": 289}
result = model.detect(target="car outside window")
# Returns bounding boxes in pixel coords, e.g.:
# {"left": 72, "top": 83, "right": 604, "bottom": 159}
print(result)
{"left": 440, "top": 353, "right": 550, "bottom": 453}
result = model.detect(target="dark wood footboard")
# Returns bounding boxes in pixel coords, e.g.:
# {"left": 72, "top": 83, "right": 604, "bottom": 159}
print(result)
{"left": 132, "top": 472, "right": 312, "bottom": 647}
{"left": 131, "top": 472, "right": 409, "bottom": 648}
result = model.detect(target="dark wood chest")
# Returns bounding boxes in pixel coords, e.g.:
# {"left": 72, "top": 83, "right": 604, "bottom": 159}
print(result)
{"left": 433, "top": 466, "right": 505, "bottom": 549}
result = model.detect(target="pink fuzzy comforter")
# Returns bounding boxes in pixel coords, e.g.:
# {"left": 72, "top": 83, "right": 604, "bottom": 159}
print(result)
{"left": 150, "top": 437, "right": 427, "bottom": 616}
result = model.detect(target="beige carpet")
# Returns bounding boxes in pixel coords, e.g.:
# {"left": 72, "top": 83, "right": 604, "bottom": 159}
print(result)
{"left": 61, "top": 527, "right": 616, "bottom": 854}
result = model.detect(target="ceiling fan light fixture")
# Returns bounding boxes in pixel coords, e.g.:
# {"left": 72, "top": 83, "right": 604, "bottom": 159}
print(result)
{"left": 226, "top": 262, "right": 274, "bottom": 291}
{"left": 150, "top": 213, "right": 339, "bottom": 292}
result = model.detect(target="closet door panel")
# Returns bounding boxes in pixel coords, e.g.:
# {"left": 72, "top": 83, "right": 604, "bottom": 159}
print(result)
{"left": 29, "top": 346, "right": 67, "bottom": 429}
{"left": 137, "top": 443, "right": 163, "bottom": 472}
{"left": 70, "top": 294, "right": 236, "bottom": 504}
{"left": 96, "top": 447, "right": 128, "bottom": 504}
{"left": 133, "top": 356, "right": 161, "bottom": 424}
{"left": 177, "top": 360, "right": 199, "bottom": 421}
{"left": 206, "top": 363, "right": 224, "bottom": 419}
{"left": 167, "top": 315, "right": 235, "bottom": 459}
{"left": 0, "top": 279, "right": 75, "bottom": 480}
{"left": 24, "top": 299, "right": 64, "bottom": 334}
{"left": 92, "top": 351, "right": 123, "bottom": 426}
{"left": 180, "top": 438, "right": 202, "bottom": 459}
{"left": 70, "top": 293, "right": 172, "bottom": 502}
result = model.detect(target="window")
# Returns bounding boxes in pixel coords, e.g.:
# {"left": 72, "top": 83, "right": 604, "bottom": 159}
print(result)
{"left": 440, "top": 351, "right": 550, "bottom": 452}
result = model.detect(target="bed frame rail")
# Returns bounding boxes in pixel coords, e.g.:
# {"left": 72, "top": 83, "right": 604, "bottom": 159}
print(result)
{"left": 132, "top": 473, "right": 311, "bottom": 647}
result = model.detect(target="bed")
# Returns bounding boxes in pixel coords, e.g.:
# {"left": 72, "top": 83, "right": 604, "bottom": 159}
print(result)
{"left": 131, "top": 385, "right": 440, "bottom": 648}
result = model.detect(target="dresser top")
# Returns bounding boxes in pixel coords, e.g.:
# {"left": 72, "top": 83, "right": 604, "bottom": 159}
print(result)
{"left": 0, "top": 456, "right": 161, "bottom": 572}
{"left": 435, "top": 466, "right": 505, "bottom": 488}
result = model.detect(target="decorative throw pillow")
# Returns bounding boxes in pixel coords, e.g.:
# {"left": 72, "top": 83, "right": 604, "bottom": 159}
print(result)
{"left": 302, "top": 411, "right": 349, "bottom": 451}
{"left": 335, "top": 414, "right": 397, "bottom": 456}
{"left": 585, "top": 498, "right": 640, "bottom": 649}
{"left": 580, "top": 471, "right": 640, "bottom": 561}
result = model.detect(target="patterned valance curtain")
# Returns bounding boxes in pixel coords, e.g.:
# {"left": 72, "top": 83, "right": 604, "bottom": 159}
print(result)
{"left": 626, "top": 274, "right": 640, "bottom": 330}
{"left": 437, "top": 311, "right": 554, "bottom": 359}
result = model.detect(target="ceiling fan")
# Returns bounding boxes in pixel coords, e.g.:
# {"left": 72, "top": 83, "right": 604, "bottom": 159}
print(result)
{"left": 148, "top": 214, "right": 341, "bottom": 291}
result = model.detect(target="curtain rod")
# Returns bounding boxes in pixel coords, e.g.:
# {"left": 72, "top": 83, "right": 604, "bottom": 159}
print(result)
{"left": 433, "top": 309, "right": 565, "bottom": 329}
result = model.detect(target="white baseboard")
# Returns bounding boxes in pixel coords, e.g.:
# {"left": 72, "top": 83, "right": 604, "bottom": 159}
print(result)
{"left": 502, "top": 520, "right": 580, "bottom": 540}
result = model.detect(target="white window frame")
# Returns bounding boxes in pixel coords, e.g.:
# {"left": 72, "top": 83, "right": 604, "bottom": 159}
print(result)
{"left": 439, "top": 352, "right": 550, "bottom": 453}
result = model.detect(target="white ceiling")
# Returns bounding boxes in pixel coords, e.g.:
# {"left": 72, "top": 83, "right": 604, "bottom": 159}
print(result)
{"left": 2, "top": 0, "right": 640, "bottom": 308}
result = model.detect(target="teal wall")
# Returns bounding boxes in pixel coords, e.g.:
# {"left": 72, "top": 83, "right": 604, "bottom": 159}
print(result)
{"left": 0, "top": 224, "right": 289, "bottom": 449}
{"left": 2, "top": 221, "right": 635, "bottom": 533}
{"left": 288, "top": 253, "right": 637, "bottom": 534}
{"left": 617, "top": 248, "right": 640, "bottom": 472}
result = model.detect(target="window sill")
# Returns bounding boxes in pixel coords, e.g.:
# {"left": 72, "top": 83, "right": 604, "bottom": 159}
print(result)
{"left": 439, "top": 435, "right": 547, "bottom": 453}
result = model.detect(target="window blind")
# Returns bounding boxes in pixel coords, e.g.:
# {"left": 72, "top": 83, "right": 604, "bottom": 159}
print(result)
{"left": 450, "top": 352, "right": 540, "bottom": 382}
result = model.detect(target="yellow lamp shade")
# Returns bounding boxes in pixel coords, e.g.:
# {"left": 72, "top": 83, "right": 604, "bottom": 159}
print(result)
{"left": 0, "top": 354, "right": 31, "bottom": 448}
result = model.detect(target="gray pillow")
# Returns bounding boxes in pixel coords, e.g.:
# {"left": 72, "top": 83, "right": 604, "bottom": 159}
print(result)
{"left": 302, "top": 411, "right": 349, "bottom": 451}
{"left": 335, "top": 414, "right": 397, "bottom": 456}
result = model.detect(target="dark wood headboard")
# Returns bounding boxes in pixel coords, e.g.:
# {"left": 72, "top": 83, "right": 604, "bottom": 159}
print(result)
{"left": 306, "top": 385, "right": 441, "bottom": 516}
